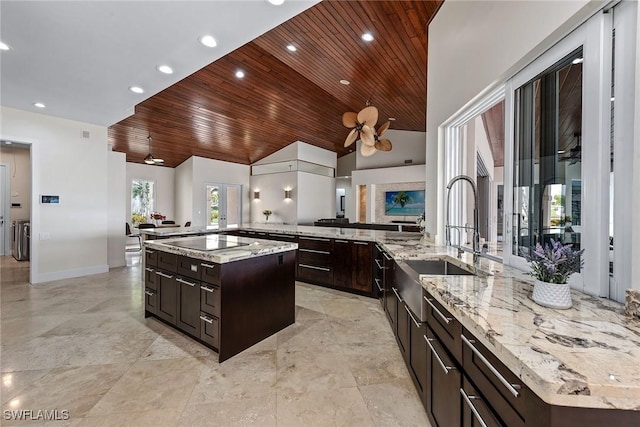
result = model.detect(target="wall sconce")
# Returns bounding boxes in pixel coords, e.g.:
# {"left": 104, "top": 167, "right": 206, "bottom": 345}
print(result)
{"left": 254, "top": 191, "right": 260, "bottom": 199}
{"left": 284, "top": 189, "right": 292, "bottom": 199}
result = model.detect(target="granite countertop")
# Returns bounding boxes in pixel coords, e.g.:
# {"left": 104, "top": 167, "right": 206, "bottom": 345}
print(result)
{"left": 144, "top": 234, "right": 297, "bottom": 264}
{"left": 138, "top": 225, "right": 220, "bottom": 237}
{"left": 140, "top": 223, "right": 640, "bottom": 410}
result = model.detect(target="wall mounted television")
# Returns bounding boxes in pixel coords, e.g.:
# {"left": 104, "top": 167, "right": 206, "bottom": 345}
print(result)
{"left": 384, "top": 190, "right": 425, "bottom": 216}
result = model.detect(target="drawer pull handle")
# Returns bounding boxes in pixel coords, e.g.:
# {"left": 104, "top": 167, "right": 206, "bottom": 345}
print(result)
{"left": 383, "top": 252, "right": 393, "bottom": 261}
{"left": 201, "top": 262, "right": 216, "bottom": 268}
{"left": 200, "top": 285, "right": 215, "bottom": 293}
{"left": 146, "top": 250, "right": 155, "bottom": 254}
{"left": 144, "top": 290, "right": 155, "bottom": 296}
{"left": 176, "top": 277, "right": 196, "bottom": 287}
{"left": 299, "top": 264, "right": 330, "bottom": 272}
{"left": 461, "top": 334, "right": 521, "bottom": 398}
{"left": 404, "top": 305, "right": 422, "bottom": 328}
{"left": 301, "top": 237, "right": 330, "bottom": 242}
{"left": 155, "top": 271, "right": 173, "bottom": 279}
{"left": 334, "top": 239, "right": 349, "bottom": 243}
{"left": 374, "top": 278, "right": 383, "bottom": 292}
{"left": 375, "top": 258, "right": 387, "bottom": 270}
{"left": 424, "top": 335, "right": 456, "bottom": 374}
{"left": 424, "top": 296, "right": 452, "bottom": 324}
{"left": 353, "top": 241, "right": 368, "bottom": 246}
{"left": 145, "top": 267, "right": 154, "bottom": 272}
{"left": 199, "top": 315, "right": 214, "bottom": 324}
{"left": 460, "top": 388, "right": 489, "bottom": 427}
{"left": 391, "top": 287, "right": 403, "bottom": 302}
{"left": 299, "top": 248, "right": 330, "bottom": 255}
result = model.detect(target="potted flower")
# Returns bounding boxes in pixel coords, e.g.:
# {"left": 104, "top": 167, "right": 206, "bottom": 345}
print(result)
{"left": 263, "top": 209, "right": 272, "bottom": 221}
{"left": 150, "top": 212, "right": 166, "bottom": 225}
{"left": 416, "top": 212, "right": 425, "bottom": 233}
{"left": 523, "top": 239, "right": 584, "bottom": 309}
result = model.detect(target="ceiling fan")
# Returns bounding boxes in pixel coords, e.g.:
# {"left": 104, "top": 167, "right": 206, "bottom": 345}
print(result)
{"left": 342, "top": 104, "right": 392, "bottom": 157}
{"left": 144, "top": 134, "right": 164, "bottom": 165}
{"left": 559, "top": 132, "right": 581, "bottom": 165}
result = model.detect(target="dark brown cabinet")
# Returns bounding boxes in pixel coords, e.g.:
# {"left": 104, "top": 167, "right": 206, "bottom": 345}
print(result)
{"left": 176, "top": 275, "right": 201, "bottom": 337}
{"left": 396, "top": 292, "right": 409, "bottom": 360}
{"left": 352, "top": 241, "right": 373, "bottom": 293}
{"left": 156, "top": 270, "right": 177, "bottom": 325}
{"left": 425, "top": 325, "right": 461, "bottom": 427}
{"left": 144, "top": 287, "right": 158, "bottom": 315}
{"left": 462, "top": 376, "right": 503, "bottom": 427}
{"left": 407, "top": 305, "right": 427, "bottom": 401}
{"left": 297, "top": 237, "right": 333, "bottom": 285}
{"left": 332, "top": 239, "right": 352, "bottom": 288}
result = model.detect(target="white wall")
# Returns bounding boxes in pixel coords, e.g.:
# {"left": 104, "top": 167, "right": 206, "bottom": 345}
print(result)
{"left": 1, "top": 106, "right": 109, "bottom": 283}
{"left": 250, "top": 171, "right": 297, "bottom": 224}
{"left": 297, "top": 172, "right": 335, "bottom": 224}
{"left": 356, "top": 130, "right": 426, "bottom": 170}
{"left": 108, "top": 151, "right": 126, "bottom": 268}
{"left": 252, "top": 143, "right": 298, "bottom": 165}
{"left": 0, "top": 145, "right": 30, "bottom": 221}
{"left": 337, "top": 152, "right": 356, "bottom": 177}
{"left": 336, "top": 177, "right": 354, "bottom": 220}
{"left": 191, "top": 156, "right": 250, "bottom": 226}
{"left": 126, "top": 162, "right": 175, "bottom": 225}
{"left": 352, "top": 164, "right": 426, "bottom": 223}
{"left": 174, "top": 157, "right": 194, "bottom": 227}
{"left": 298, "top": 141, "right": 337, "bottom": 168}
{"left": 426, "top": 0, "right": 602, "bottom": 241}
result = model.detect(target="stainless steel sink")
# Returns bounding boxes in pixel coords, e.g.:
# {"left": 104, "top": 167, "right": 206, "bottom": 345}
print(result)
{"left": 404, "top": 260, "right": 474, "bottom": 276}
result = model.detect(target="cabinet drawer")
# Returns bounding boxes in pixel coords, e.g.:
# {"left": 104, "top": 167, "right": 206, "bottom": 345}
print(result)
{"left": 425, "top": 325, "right": 461, "bottom": 427}
{"left": 298, "top": 263, "right": 333, "bottom": 284}
{"left": 266, "top": 233, "right": 298, "bottom": 242}
{"left": 144, "top": 266, "right": 157, "bottom": 291}
{"left": 424, "top": 290, "right": 462, "bottom": 364}
{"left": 298, "top": 248, "right": 332, "bottom": 265}
{"left": 200, "top": 261, "right": 221, "bottom": 285}
{"left": 462, "top": 331, "right": 526, "bottom": 427}
{"left": 145, "top": 249, "right": 158, "bottom": 267}
{"left": 199, "top": 312, "right": 219, "bottom": 349}
{"left": 158, "top": 251, "right": 178, "bottom": 272}
{"left": 200, "top": 283, "right": 221, "bottom": 317}
{"left": 298, "top": 236, "right": 332, "bottom": 251}
{"left": 177, "top": 256, "right": 202, "bottom": 280}
{"left": 144, "top": 287, "right": 158, "bottom": 315}
{"left": 461, "top": 376, "right": 505, "bottom": 427}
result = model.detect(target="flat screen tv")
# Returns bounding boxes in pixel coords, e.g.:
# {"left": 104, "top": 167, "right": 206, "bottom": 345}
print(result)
{"left": 384, "top": 190, "right": 425, "bottom": 216}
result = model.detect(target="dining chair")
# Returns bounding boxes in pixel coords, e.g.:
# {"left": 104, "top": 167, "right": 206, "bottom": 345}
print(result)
{"left": 161, "top": 220, "right": 176, "bottom": 225}
{"left": 184, "top": 221, "right": 191, "bottom": 227}
{"left": 138, "top": 223, "right": 156, "bottom": 229}
{"left": 125, "top": 223, "right": 142, "bottom": 252}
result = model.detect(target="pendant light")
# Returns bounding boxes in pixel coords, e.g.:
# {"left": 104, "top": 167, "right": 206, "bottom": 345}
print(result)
{"left": 144, "top": 134, "right": 164, "bottom": 165}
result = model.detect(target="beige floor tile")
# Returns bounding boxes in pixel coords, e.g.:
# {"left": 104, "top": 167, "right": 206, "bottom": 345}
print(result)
{"left": 1, "top": 370, "right": 52, "bottom": 405}
{"left": 359, "top": 378, "right": 432, "bottom": 427}
{"left": 329, "top": 315, "right": 397, "bottom": 345}
{"left": 0, "top": 314, "right": 75, "bottom": 341}
{"left": 178, "top": 394, "right": 277, "bottom": 427}
{"left": 340, "top": 340, "right": 409, "bottom": 386}
{"left": 69, "top": 408, "right": 181, "bottom": 427}
{"left": 139, "top": 328, "right": 214, "bottom": 361}
{"left": 277, "top": 387, "right": 375, "bottom": 427}
{"left": 276, "top": 318, "right": 337, "bottom": 351}
{"left": 87, "top": 357, "right": 204, "bottom": 415}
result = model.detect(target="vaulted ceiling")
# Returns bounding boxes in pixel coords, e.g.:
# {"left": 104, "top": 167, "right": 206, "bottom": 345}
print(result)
{"left": 108, "top": 0, "right": 443, "bottom": 167}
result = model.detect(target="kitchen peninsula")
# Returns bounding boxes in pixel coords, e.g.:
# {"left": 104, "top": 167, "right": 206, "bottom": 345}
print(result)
{"left": 143, "top": 234, "right": 296, "bottom": 362}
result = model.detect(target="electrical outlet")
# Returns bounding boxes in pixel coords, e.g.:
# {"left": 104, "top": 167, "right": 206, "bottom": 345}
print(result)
{"left": 39, "top": 232, "right": 50, "bottom": 240}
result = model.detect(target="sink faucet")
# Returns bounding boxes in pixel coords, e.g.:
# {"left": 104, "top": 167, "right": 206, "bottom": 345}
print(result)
{"left": 445, "top": 175, "right": 480, "bottom": 258}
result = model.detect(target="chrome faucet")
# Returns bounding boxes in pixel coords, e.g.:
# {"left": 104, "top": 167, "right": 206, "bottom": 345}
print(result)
{"left": 445, "top": 175, "right": 480, "bottom": 258}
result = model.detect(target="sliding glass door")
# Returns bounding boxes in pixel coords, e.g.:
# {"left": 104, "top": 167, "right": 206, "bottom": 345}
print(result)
{"left": 205, "top": 183, "right": 242, "bottom": 229}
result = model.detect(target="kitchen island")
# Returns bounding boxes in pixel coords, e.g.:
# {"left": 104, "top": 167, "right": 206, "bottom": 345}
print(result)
{"left": 143, "top": 234, "right": 296, "bottom": 362}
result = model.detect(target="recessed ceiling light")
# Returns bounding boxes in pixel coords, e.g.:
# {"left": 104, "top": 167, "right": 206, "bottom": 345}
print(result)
{"left": 0, "top": 41, "right": 10, "bottom": 51}
{"left": 268, "top": 0, "right": 285, "bottom": 5}
{"left": 572, "top": 57, "right": 583, "bottom": 64}
{"left": 361, "top": 32, "right": 374, "bottom": 42}
{"left": 235, "top": 70, "right": 245, "bottom": 79}
{"left": 129, "top": 86, "right": 144, "bottom": 94}
{"left": 157, "top": 65, "right": 173, "bottom": 74}
{"left": 200, "top": 35, "right": 217, "bottom": 48}
{"left": 286, "top": 44, "right": 297, "bottom": 52}
{"left": 33, "top": 102, "right": 46, "bottom": 108}
{"left": 339, "top": 79, "right": 350, "bottom": 85}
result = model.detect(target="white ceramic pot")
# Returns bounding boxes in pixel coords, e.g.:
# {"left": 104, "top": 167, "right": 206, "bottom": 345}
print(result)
{"left": 532, "top": 280, "right": 572, "bottom": 309}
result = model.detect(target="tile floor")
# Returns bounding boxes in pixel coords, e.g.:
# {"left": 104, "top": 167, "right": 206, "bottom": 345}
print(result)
{"left": 0, "top": 255, "right": 430, "bottom": 426}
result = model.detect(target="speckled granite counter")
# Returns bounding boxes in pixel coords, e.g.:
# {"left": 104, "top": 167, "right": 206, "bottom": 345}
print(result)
{"left": 141, "top": 223, "right": 640, "bottom": 411}
{"left": 144, "top": 234, "right": 297, "bottom": 263}
{"left": 138, "top": 225, "right": 220, "bottom": 238}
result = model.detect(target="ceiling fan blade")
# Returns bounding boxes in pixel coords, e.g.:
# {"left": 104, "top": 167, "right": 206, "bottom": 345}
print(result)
{"left": 344, "top": 128, "right": 358, "bottom": 147}
{"left": 360, "top": 142, "right": 377, "bottom": 157}
{"left": 375, "top": 139, "right": 392, "bottom": 151}
{"left": 377, "top": 121, "right": 390, "bottom": 136}
{"left": 342, "top": 112, "right": 358, "bottom": 128}
{"left": 357, "top": 106, "right": 378, "bottom": 128}
{"left": 361, "top": 125, "right": 375, "bottom": 146}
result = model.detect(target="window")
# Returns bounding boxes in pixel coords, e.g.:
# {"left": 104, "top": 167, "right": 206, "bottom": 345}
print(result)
{"left": 131, "top": 179, "right": 155, "bottom": 226}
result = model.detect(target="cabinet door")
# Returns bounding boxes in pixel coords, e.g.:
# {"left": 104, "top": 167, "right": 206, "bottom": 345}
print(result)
{"left": 352, "top": 241, "right": 372, "bottom": 293}
{"left": 462, "top": 376, "right": 504, "bottom": 427}
{"left": 407, "top": 305, "right": 427, "bottom": 401}
{"left": 385, "top": 284, "right": 397, "bottom": 331}
{"left": 200, "top": 283, "right": 221, "bottom": 317}
{"left": 176, "top": 276, "right": 201, "bottom": 337}
{"left": 156, "top": 270, "right": 177, "bottom": 325}
{"left": 144, "top": 266, "right": 157, "bottom": 291}
{"left": 333, "top": 239, "right": 352, "bottom": 288}
{"left": 425, "top": 327, "right": 461, "bottom": 427}
{"left": 199, "top": 313, "right": 219, "bottom": 349}
{"left": 144, "top": 287, "right": 158, "bottom": 316}
{"left": 396, "top": 296, "right": 409, "bottom": 360}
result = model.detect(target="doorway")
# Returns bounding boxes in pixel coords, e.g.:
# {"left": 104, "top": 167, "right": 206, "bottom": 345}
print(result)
{"left": 0, "top": 164, "right": 7, "bottom": 255}
{"left": 205, "top": 183, "right": 242, "bottom": 229}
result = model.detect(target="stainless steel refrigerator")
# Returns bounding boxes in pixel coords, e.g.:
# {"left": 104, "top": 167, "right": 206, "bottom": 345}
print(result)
{"left": 11, "top": 220, "right": 30, "bottom": 261}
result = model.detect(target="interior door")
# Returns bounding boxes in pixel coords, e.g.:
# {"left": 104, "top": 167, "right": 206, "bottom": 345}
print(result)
{"left": 0, "top": 165, "right": 6, "bottom": 255}
{"left": 206, "top": 183, "right": 242, "bottom": 229}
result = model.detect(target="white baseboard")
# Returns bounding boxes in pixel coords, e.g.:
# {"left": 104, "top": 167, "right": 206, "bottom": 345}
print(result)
{"left": 32, "top": 264, "right": 109, "bottom": 284}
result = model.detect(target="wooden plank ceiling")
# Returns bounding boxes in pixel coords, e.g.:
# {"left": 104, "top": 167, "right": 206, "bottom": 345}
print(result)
{"left": 108, "top": 0, "right": 442, "bottom": 167}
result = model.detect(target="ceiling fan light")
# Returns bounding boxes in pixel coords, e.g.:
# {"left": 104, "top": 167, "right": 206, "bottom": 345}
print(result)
{"left": 144, "top": 153, "right": 155, "bottom": 164}
{"left": 153, "top": 158, "right": 164, "bottom": 164}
